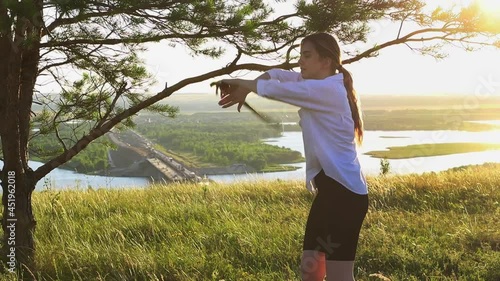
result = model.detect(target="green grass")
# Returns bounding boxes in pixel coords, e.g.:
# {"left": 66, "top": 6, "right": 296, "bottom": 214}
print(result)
{"left": 1, "top": 163, "right": 499, "bottom": 280}
{"left": 365, "top": 142, "right": 500, "bottom": 159}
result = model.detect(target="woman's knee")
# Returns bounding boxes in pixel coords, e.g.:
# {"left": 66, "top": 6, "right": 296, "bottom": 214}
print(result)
{"left": 301, "top": 250, "right": 326, "bottom": 281}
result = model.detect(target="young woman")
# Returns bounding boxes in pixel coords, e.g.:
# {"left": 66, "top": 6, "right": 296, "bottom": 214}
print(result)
{"left": 217, "top": 33, "right": 368, "bottom": 281}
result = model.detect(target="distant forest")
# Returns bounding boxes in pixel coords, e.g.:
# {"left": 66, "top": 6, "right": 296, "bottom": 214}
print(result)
{"left": 130, "top": 93, "right": 500, "bottom": 113}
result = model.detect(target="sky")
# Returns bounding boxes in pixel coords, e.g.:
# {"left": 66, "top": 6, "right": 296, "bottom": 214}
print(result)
{"left": 139, "top": 0, "right": 500, "bottom": 97}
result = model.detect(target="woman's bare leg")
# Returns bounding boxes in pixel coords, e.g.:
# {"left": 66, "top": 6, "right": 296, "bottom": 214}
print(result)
{"left": 301, "top": 250, "right": 326, "bottom": 281}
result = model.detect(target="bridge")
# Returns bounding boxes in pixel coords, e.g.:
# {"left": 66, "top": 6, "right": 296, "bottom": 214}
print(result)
{"left": 106, "top": 130, "right": 201, "bottom": 183}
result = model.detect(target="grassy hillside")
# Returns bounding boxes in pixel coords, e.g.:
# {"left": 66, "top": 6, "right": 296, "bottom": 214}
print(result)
{"left": 1, "top": 163, "right": 499, "bottom": 280}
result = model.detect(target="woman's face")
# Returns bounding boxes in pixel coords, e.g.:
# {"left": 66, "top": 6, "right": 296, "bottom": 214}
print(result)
{"left": 298, "top": 40, "right": 333, "bottom": 80}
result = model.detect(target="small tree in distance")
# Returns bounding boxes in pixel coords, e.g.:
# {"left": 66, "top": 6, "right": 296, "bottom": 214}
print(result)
{"left": 380, "top": 158, "right": 391, "bottom": 176}
{"left": 0, "top": 0, "right": 499, "bottom": 276}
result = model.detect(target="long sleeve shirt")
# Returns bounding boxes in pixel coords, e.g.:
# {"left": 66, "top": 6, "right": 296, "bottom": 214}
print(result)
{"left": 256, "top": 69, "right": 367, "bottom": 195}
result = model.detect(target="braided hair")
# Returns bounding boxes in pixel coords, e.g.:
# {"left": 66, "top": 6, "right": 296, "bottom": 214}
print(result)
{"left": 302, "top": 33, "right": 364, "bottom": 146}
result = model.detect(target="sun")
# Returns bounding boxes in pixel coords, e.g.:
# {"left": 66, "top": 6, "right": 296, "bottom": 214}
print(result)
{"left": 474, "top": 0, "right": 500, "bottom": 30}
{"left": 456, "top": 0, "right": 500, "bottom": 30}
{"left": 456, "top": 0, "right": 500, "bottom": 11}
{"left": 476, "top": 0, "right": 500, "bottom": 11}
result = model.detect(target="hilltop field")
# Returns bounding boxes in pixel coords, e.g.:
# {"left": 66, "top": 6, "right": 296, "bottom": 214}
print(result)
{"left": 1, "top": 163, "right": 498, "bottom": 280}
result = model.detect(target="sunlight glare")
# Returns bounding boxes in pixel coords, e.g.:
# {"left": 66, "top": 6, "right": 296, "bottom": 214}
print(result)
{"left": 477, "top": 0, "right": 500, "bottom": 31}
{"left": 460, "top": 0, "right": 500, "bottom": 31}
{"left": 455, "top": 0, "right": 500, "bottom": 12}
{"left": 477, "top": 0, "right": 500, "bottom": 11}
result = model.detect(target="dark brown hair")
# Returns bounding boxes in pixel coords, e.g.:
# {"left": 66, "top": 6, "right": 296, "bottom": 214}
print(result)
{"left": 302, "top": 33, "right": 364, "bottom": 145}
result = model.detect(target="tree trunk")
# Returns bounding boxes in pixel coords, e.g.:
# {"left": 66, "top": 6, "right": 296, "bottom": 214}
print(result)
{"left": 1, "top": 46, "right": 38, "bottom": 276}
{"left": 1, "top": 169, "right": 37, "bottom": 279}
{"left": 0, "top": 1, "right": 43, "bottom": 278}
{"left": 1, "top": 64, "right": 37, "bottom": 276}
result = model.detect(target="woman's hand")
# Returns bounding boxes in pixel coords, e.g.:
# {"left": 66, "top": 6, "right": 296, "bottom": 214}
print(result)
{"left": 217, "top": 79, "right": 250, "bottom": 112}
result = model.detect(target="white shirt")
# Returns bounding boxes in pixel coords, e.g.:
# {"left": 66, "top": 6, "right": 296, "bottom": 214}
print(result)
{"left": 256, "top": 69, "right": 368, "bottom": 195}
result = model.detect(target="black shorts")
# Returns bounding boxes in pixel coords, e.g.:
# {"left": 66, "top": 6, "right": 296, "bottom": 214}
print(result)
{"left": 302, "top": 170, "right": 368, "bottom": 261}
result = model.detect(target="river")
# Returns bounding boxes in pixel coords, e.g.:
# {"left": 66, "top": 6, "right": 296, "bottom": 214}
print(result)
{"left": 208, "top": 126, "right": 500, "bottom": 183}
{"left": 0, "top": 161, "right": 150, "bottom": 190}
{"left": 3, "top": 123, "right": 499, "bottom": 189}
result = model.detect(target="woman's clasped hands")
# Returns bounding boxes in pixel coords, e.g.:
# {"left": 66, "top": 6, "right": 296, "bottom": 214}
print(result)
{"left": 213, "top": 79, "right": 249, "bottom": 112}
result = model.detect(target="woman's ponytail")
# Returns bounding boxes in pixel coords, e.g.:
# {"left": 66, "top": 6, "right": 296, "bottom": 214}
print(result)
{"left": 338, "top": 65, "right": 363, "bottom": 146}
{"left": 302, "top": 33, "right": 364, "bottom": 146}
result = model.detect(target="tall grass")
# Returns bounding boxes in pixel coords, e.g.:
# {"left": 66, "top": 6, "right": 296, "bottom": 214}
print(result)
{"left": 1, "top": 163, "right": 499, "bottom": 280}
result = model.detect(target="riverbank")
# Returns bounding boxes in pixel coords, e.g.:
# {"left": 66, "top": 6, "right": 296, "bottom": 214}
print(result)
{"left": 4, "top": 162, "right": 498, "bottom": 280}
